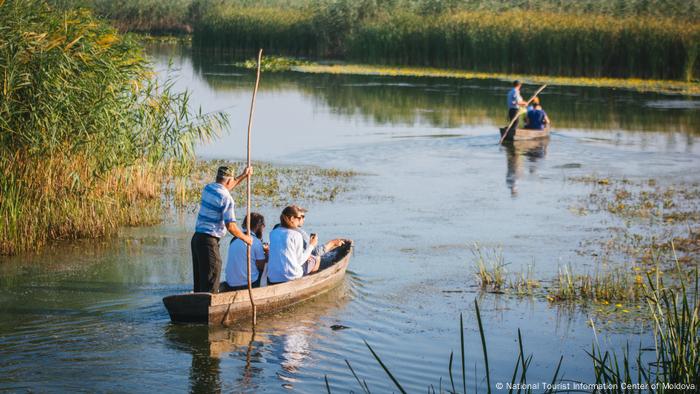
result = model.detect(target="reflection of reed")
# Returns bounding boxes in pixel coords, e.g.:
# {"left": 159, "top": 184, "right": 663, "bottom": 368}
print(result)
{"left": 185, "top": 49, "right": 700, "bottom": 134}
{"left": 164, "top": 283, "right": 351, "bottom": 392}
{"left": 504, "top": 139, "right": 549, "bottom": 197}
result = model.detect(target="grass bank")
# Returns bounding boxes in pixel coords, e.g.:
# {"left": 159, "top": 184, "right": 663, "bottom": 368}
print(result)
{"left": 294, "top": 63, "right": 700, "bottom": 96}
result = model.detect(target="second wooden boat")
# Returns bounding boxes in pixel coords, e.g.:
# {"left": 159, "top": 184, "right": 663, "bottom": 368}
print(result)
{"left": 499, "top": 126, "right": 550, "bottom": 142}
{"left": 163, "top": 240, "right": 353, "bottom": 325}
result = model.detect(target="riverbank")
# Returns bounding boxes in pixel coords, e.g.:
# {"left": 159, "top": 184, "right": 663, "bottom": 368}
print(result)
{"left": 293, "top": 63, "right": 700, "bottom": 97}
{"left": 228, "top": 54, "right": 700, "bottom": 96}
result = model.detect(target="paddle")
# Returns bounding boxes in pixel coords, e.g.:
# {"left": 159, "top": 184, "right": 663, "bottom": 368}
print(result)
{"left": 245, "top": 49, "right": 263, "bottom": 326}
{"left": 499, "top": 84, "right": 547, "bottom": 144}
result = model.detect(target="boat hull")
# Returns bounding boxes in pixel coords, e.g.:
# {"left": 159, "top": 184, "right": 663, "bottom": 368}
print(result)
{"left": 163, "top": 241, "right": 353, "bottom": 325}
{"left": 499, "top": 127, "right": 550, "bottom": 142}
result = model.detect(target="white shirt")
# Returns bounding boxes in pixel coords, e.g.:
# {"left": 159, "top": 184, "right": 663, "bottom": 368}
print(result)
{"left": 267, "top": 227, "right": 314, "bottom": 283}
{"left": 225, "top": 236, "right": 266, "bottom": 287}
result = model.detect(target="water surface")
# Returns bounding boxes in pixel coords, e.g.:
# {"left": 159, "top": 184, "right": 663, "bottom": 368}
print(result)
{"left": 1, "top": 45, "right": 699, "bottom": 392}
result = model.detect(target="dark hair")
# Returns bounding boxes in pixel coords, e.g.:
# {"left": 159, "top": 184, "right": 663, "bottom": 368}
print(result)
{"left": 513, "top": 80, "right": 521, "bottom": 87}
{"left": 279, "top": 205, "right": 306, "bottom": 229}
{"left": 242, "top": 212, "right": 265, "bottom": 238}
{"left": 215, "top": 166, "right": 234, "bottom": 183}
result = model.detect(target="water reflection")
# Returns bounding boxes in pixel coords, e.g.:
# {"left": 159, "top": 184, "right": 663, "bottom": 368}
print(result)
{"left": 503, "top": 138, "right": 549, "bottom": 197}
{"left": 164, "top": 284, "right": 350, "bottom": 392}
{"left": 177, "top": 49, "right": 700, "bottom": 134}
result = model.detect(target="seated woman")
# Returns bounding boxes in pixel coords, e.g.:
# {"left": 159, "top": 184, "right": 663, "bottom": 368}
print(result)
{"left": 267, "top": 205, "right": 344, "bottom": 284}
{"left": 524, "top": 97, "right": 550, "bottom": 130}
{"left": 295, "top": 207, "right": 345, "bottom": 274}
{"left": 222, "top": 212, "right": 268, "bottom": 291}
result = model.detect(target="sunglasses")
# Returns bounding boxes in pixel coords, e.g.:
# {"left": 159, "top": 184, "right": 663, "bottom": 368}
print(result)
{"left": 294, "top": 215, "right": 305, "bottom": 219}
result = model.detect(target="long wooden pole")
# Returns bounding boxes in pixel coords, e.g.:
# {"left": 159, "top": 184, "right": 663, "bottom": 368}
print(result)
{"left": 499, "top": 84, "right": 547, "bottom": 144}
{"left": 246, "top": 49, "right": 263, "bottom": 326}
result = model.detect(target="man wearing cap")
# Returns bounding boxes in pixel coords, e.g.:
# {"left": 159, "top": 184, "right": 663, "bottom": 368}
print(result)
{"left": 191, "top": 165, "right": 253, "bottom": 293}
{"left": 507, "top": 80, "right": 528, "bottom": 134}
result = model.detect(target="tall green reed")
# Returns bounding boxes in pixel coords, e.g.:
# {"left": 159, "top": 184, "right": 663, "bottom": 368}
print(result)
{"left": 333, "top": 301, "right": 564, "bottom": 393}
{"left": 0, "top": 0, "right": 226, "bottom": 255}
{"left": 589, "top": 262, "right": 700, "bottom": 392}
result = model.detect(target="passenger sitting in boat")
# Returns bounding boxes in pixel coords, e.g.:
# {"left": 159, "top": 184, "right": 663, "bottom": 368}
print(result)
{"left": 267, "top": 205, "right": 344, "bottom": 284}
{"left": 295, "top": 207, "right": 345, "bottom": 273}
{"left": 222, "top": 212, "right": 269, "bottom": 291}
{"left": 524, "top": 98, "right": 550, "bottom": 130}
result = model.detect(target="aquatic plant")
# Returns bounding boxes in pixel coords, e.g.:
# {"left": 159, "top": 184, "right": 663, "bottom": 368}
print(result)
{"left": 471, "top": 243, "right": 507, "bottom": 291}
{"left": 171, "top": 160, "right": 357, "bottom": 209}
{"left": 589, "top": 267, "right": 700, "bottom": 392}
{"left": 333, "top": 261, "right": 698, "bottom": 392}
{"left": 508, "top": 264, "right": 541, "bottom": 296}
{"left": 549, "top": 264, "right": 646, "bottom": 303}
{"left": 233, "top": 56, "right": 310, "bottom": 72}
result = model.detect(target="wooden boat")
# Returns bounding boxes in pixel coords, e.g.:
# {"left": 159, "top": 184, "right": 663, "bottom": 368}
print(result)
{"left": 163, "top": 241, "right": 353, "bottom": 325}
{"left": 499, "top": 126, "right": 550, "bottom": 142}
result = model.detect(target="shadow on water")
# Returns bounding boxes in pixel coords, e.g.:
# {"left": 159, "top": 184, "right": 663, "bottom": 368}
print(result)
{"left": 503, "top": 138, "right": 549, "bottom": 197}
{"left": 164, "top": 284, "right": 351, "bottom": 392}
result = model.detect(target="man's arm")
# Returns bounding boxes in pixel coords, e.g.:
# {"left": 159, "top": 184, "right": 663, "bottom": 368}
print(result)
{"left": 230, "top": 166, "right": 253, "bottom": 189}
{"left": 226, "top": 222, "right": 253, "bottom": 245}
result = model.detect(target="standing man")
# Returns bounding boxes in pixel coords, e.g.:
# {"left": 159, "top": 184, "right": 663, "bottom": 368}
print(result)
{"left": 191, "top": 165, "right": 253, "bottom": 293}
{"left": 507, "top": 80, "right": 528, "bottom": 134}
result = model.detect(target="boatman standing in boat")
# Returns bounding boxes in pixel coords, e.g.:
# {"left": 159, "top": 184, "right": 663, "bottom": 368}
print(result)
{"left": 191, "top": 165, "right": 253, "bottom": 293}
{"left": 507, "top": 80, "right": 528, "bottom": 134}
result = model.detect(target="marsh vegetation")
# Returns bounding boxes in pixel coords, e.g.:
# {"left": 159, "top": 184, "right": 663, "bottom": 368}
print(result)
{"left": 49, "top": 0, "right": 700, "bottom": 81}
{"left": 0, "top": 1, "right": 356, "bottom": 255}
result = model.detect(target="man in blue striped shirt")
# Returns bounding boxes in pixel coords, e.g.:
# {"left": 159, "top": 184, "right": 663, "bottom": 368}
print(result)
{"left": 506, "top": 80, "right": 527, "bottom": 134}
{"left": 191, "top": 165, "right": 253, "bottom": 293}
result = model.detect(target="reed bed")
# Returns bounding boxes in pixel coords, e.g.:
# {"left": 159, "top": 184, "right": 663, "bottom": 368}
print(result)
{"left": 50, "top": 0, "right": 194, "bottom": 34}
{"left": 193, "top": 6, "right": 317, "bottom": 57}
{"left": 589, "top": 269, "right": 700, "bottom": 392}
{"left": 550, "top": 264, "right": 646, "bottom": 303}
{"left": 0, "top": 0, "right": 225, "bottom": 255}
{"left": 190, "top": 1, "right": 700, "bottom": 81}
{"left": 351, "top": 11, "right": 698, "bottom": 80}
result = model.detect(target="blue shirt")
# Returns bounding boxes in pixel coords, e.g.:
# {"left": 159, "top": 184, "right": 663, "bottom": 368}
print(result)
{"left": 194, "top": 183, "right": 236, "bottom": 238}
{"left": 526, "top": 108, "right": 547, "bottom": 130}
{"left": 507, "top": 88, "right": 523, "bottom": 109}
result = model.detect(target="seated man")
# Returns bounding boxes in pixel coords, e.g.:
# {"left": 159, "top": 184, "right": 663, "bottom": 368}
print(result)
{"left": 525, "top": 98, "right": 550, "bottom": 130}
{"left": 222, "top": 212, "right": 268, "bottom": 291}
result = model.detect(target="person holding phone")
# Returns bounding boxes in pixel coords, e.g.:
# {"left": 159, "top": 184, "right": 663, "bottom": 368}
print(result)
{"left": 266, "top": 205, "right": 344, "bottom": 284}
{"left": 296, "top": 211, "right": 345, "bottom": 274}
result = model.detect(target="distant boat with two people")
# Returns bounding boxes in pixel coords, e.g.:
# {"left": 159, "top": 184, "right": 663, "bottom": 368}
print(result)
{"left": 500, "top": 80, "right": 551, "bottom": 142}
